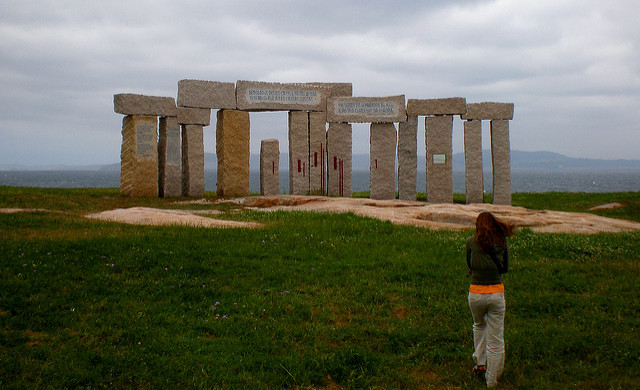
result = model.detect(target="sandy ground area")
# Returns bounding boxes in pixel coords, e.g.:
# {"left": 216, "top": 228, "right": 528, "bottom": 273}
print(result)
{"left": 4, "top": 196, "right": 639, "bottom": 234}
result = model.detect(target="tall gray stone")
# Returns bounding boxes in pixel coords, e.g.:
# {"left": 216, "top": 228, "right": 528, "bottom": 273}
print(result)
{"left": 398, "top": 116, "right": 417, "bottom": 200}
{"left": 464, "top": 120, "right": 484, "bottom": 204}
{"left": 120, "top": 115, "right": 158, "bottom": 197}
{"left": 158, "top": 116, "right": 181, "bottom": 198}
{"left": 425, "top": 116, "right": 453, "bottom": 203}
{"left": 491, "top": 120, "right": 512, "bottom": 205}
{"left": 181, "top": 124, "right": 204, "bottom": 197}
{"left": 216, "top": 110, "right": 250, "bottom": 197}
{"left": 370, "top": 123, "right": 397, "bottom": 200}
{"left": 309, "top": 111, "right": 327, "bottom": 195}
{"left": 288, "top": 111, "right": 309, "bottom": 195}
{"left": 327, "top": 122, "right": 352, "bottom": 197}
{"left": 260, "top": 139, "right": 280, "bottom": 196}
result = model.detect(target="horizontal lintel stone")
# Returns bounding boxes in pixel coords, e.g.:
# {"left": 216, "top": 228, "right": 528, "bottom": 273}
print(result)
{"left": 177, "top": 79, "right": 236, "bottom": 109}
{"left": 236, "top": 80, "right": 330, "bottom": 112}
{"left": 406, "top": 97, "right": 466, "bottom": 116}
{"left": 305, "top": 82, "right": 353, "bottom": 97}
{"left": 327, "top": 95, "right": 406, "bottom": 123}
{"left": 178, "top": 107, "right": 211, "bottom": 126}
{"left": 114, "top": 94, "right": 177, "bottom": 117}
{"left": 463, "top": 102, "right": 514, "bottom": 120}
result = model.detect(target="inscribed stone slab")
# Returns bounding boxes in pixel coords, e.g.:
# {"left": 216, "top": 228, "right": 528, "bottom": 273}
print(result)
{"left": 464, "top": 120, "right": 484, "bottom": 204}
{"left": 326, "top": 122, "right": 352, "bottom": 197}
{"left": 308, "top": 111, "right": 327, "bottom": 195}
{"left": 158, "top": 116, "right": 181, "bottom": 197}
{"left": 120, "top": 115, "right": 158, "bottom": 197}
{"left": 114, "top": 94, "right": 177, "bottom": 117}
{"left": 406, "top": 97, "right": 467, "bottom": 116}
{"left": 236, "top": 80, "right": 329, "bottom": 111}
{"left": 288, "top": 111, "right": 309, "bottom": 195}
{"left": 370, "top": 123, "right": 397, "bottom": 200}
{"left": 305, "top": 82, "right": 353, "bottom": 97}
{"left": 491, "top": 120, "right": 512, "bottom": 205}
{"left": 398, "top": 116, "right": 417, "bottom": 200}
{"left": 178, "top": 107, "right": 211, "bottom": 126}
{"left": 177, "top": 80, "right": 236, "bottom": 109}
{"left": 181, "top": 124, "right": 205, "bottom": 197}
{"left": 425, "top": 116, "right": 453, "bottom": 203}
{"left": 260, "top": 139, "right": 280, "bottom": 196}
{"left": 327, "top": 95, "right": 406, "bottom": 123}
{"left": 463, "top": 102, "right": 514, "bottom": 120}
{"left": 216, "top": 110, "right": 250, "bottom": 197}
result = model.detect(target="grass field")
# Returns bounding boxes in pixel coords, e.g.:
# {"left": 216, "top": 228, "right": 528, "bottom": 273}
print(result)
{"left": 1, "top": 187, "right": 639, "bottom": 388}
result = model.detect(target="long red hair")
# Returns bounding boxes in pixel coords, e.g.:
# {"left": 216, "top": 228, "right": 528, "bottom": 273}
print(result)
{"left": 475, "top": 212, "right": 512, "bottom": 253}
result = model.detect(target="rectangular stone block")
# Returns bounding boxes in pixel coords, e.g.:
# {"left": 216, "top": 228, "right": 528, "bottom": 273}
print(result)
{"left": 158, "top": 116, "right": 181, "bottom": 197}
{"left": 178, "top": 107, "right": 211, "bottom": 126}
{"left": 327, "top": 122, "right": 352, "bottom": 197}
{"left": 327, "top": 95, "right": 406, "bottom": 123}
{"left": 398, "top": 116, "right": 417, "bottom": 200}
{"left": 181, "top": 124, "right": 205, "bottom": 197}
{"left": 260, "top": 139, "right": 280, "bottom": 196}
{"left": 406, "top": 97, "right": 466, "bottom": 116}
{"left": 305, "top": 82, "right": 353, "bottom": 97}
{"left": 177, "top": 79, "right": 236, "bottom": 109}
{"left": 425, "top": 115, "right": 453, "bottom": 203}
{"left": 120, "top": 115, "right": 158, "bottom": 197}
{"left": 114, "top": 94, "right": 177, "bottom": 117}
{"left": 236, "top": 80, "right": 329, "bottom": 111}
{"left": 288, "top": 111, "right": 310, "bottom": 195}
{"left": 464, "top": 120, "right": 484, "bottom": 204}
{"left": 491, "top": 120, "right": 512, "bottom": 205}
{"left": 216, "top": 110, "right": 250, "bottom": 197}
{"left": 370, "top": 123, "right": 397, "bottom": 200}
{"left": 309, "top": 111, "right": 327, "bottom": 195}
{"left": 463, "top": 102, "right": 514, "bottom": 120}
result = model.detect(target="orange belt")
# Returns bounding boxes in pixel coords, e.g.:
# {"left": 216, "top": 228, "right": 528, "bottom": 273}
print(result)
{"left": 469, "top": 284, "right": 505, "bottom": 294}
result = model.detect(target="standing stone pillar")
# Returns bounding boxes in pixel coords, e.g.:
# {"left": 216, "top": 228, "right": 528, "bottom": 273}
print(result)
{"left": 216, "top": 109, "right": 250, "bottom": 197}
{"left": 463, "top": 102, "right": 514, "bottom": 205}
{"left": 260, "top": 139, "right": 279, "bottom": 196}
{"left": 181, "top": 125, "right": 205, "bottom": 197}
{"left": 425, "top": 115, "right": 453, "bottom": 203}
{"left": 464, "top": 120, "right": 483, "bottom": 204}
{"left": 397, "top": 116, "right": 417, "bottom": 200}
{"left": 491, "top": 120, "right": 511, "bottom": 205}
{"left": 288, "top": 111, "right": 309, "bottom": 195}
{"left": 158, "top": 116, "right": 181, "bottom": 197}
{"left": 309, "top": 111, "right": 327, "bottom": 195}
{"left": 326, "top": 122, "right": 352, "bottom": 197}
{"left": 370, "top": 123, "right": 397, "bottom": 200}
{"left": 120, "top": 115, "right": 159, "bottom": 197}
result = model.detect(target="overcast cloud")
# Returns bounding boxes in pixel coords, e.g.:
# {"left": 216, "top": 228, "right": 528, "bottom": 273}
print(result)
{"left": 1, "top": 0, "right": 638, "bottom": 166}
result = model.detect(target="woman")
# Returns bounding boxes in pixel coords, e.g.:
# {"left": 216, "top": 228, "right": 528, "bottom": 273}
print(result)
{"left": 466, "top": 211, "right": 512, "bottom": 388}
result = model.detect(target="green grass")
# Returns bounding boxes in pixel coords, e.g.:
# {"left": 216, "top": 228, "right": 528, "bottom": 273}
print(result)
{"left": 1, "top": 187, "right": 639, "bottom": 388}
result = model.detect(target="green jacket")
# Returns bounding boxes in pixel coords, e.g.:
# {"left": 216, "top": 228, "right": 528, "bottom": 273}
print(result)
{"left": 466, "top": 236, "right": 509, "bottom": 285}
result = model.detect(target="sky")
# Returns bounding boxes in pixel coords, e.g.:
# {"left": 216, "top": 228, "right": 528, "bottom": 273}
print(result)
{"left": 1, "top": 0, "right": 639, "bottom": 166}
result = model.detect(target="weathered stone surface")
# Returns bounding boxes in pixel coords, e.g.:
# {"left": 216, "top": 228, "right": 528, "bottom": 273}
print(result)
{"left": 216, "top": 110, "right": 250, "bottom": 197}
{"left": 491, "top": 120, "right": 512, "bottom": 205}
{"left": 120, "top": 115, "right": 158, "bottom": 197}
{"left": 288, "top": 111, "right": 309, "bottom": 195}
{"left": 425, "top": 116, "right": 453, "bottom": 203}
{"left": 181, "top": 124, "right": 205, "bottom": 197}
{"left": 406, "top": 97, "right": 466, "bottom": 116}
{"left": 305, "top": 82, "right": 353, "bottom": 97}
{"left": 158, "top": 116, "right": 181, "bottom": 197}
{"left": 327, "top": 122, "right": 352, "bottom": 197}
{"left": 236, "top": 80, "right": 329, "bottom": 111}
{"left": 177, "top": 107, "right": 211, "bottom": 126}
{"left": 463, "top": 102, "right": 514, "bottom": 120}
{"left": 370, "top": 123, "right": 397, "bottom": 200}
{"left": 177, "top": 79, "right": 236, "bottom": 109}
{"left": 309, "top": 111, "right": 327, "bottom": 195}
{"left": 114, "top": 94, "right": 177, "bottom": 117}
{"left": 327, "top": 95, "right": 406, "bottom": 123}
{"left": 398, "top": 116, "right": 417, "bottom": 200}
{"left": 464, "top": 120, "right": 484, "bottom": 204}
{"left": 260, "top": 139, "right": 280, "bottom": 196}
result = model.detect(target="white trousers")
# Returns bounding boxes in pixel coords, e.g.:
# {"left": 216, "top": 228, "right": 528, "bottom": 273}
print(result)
{"left": 468, "top": 292, "right": 505, "bottom": 388}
